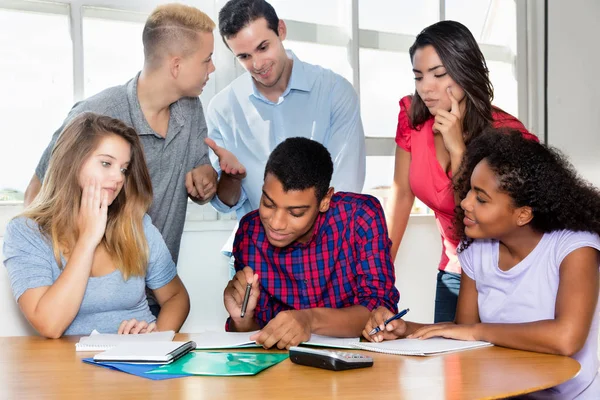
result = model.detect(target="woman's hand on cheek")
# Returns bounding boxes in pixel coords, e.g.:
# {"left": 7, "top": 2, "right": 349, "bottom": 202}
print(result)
{"left": 433, "top": 88, "right": 467, "bottom": 158}
{"left": 77, "top": 179, "right": 108, "bottom": 247}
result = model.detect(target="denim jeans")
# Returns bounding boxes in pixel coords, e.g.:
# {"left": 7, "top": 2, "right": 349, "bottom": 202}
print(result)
{"left": 434, "top": 270, "right": 461, "bottom": 323}
{"left": 149, "top": 304, "right": 161, "bottom": 318}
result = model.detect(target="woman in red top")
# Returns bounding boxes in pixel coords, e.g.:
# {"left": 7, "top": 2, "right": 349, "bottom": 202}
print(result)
{"left": 387, "top": 20, "right": 537, "bottom": 323}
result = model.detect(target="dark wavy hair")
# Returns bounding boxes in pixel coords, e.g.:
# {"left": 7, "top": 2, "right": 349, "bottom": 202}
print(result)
{"left": 409, "top": 20, "right": 495, "bottom": 145}
{"left": 265, "top": 137, "right": 333, "bottom": 202}
{"left": 453, "top": 129, "right": 600, "bottom": 251}
{"left": 219, "top": 0, "right": 279, "bottom": 42}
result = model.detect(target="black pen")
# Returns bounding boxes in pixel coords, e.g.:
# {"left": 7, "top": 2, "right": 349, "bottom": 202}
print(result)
{"left": 369, "top": 308, "right": 410, "bottom": 335}
{"left": 240, "top": 283, "right": 252, "bottom": 318}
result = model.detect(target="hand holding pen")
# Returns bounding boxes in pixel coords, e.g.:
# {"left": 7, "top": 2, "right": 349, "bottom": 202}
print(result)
{"left": 362, "top": 307, "right": 410, "bottom": 342}
{"left": 223, "top": 266, "right": 259, "bottom": 328}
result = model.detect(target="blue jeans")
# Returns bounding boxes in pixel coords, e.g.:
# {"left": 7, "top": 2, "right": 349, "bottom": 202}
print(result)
{"left": 149, "top": 304, "right": 161, "bottom": 318}
{"left": 434, "top": 270, "right": 461, "bottom": 323}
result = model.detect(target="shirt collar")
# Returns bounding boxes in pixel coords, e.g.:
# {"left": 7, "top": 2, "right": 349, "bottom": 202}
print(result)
{"left": 249, "top": 50, "right": 315, "bottom": 103}
{"left": 127, "top": 72, "right": 185, "bottom": 137}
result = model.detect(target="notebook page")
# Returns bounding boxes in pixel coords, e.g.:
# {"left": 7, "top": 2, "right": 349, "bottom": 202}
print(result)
{"left": 76, "top": 330, "right": 175, "bottom": 351}
{"left": 352, "top": 338, "right": 492, "bottom": 356}
{"left": 190, "top": 331, "right": 261, "bottom": 349}
{"left": 191, "top": 331, "right": 359, "bottom": 350}
{"left": 303, "top": 334, "right": 360, "bottom": 349}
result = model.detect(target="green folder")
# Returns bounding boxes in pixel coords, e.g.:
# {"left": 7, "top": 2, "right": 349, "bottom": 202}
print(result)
{"left": 146, "top": 351, "right": 288, "bottom": 376}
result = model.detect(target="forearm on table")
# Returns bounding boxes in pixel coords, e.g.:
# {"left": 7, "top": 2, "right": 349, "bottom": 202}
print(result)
{"left": 155, "top": 290, "right": 190, "bottom": 332}
{"left": 304, "top": 305, "right": 371, "bottom": 337}
{"left": 475, "top": 321, "right": 586, "bottom": 357}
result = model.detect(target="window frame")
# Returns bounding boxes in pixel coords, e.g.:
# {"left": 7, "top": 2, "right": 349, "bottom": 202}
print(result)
{"left": 0, "top": 0, "right": 546, "bottom": 218}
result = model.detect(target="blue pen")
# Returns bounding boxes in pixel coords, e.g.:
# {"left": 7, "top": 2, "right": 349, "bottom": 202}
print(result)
{"left": 368, "top": 308, "right": 410, "bottom": 336}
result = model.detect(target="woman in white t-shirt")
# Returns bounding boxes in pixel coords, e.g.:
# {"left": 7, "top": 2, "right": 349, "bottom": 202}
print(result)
{"left": 363, "top": 129, "right": 600, "bottom": 399}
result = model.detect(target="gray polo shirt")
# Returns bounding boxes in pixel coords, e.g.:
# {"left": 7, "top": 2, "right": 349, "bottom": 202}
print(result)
{"left": 35, "top": 73, "right": 210, "bottom": 263}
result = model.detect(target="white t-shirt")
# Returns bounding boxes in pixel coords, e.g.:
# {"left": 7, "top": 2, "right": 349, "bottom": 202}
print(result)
{"left": 460, "top": 230, "right": 600, "bottom": 399}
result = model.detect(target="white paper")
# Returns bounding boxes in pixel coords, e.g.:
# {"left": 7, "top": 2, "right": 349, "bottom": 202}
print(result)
{"left": 76, "top": 330, "right": 176, "bottom": 351}
{"left": 352, "top": 338, "right": 492, "bottom": 356}
{"left": 190, "top": 331, "right": 261, "bottom": 349}
{"left": 191, "top": 331, "right": 360, "bottom": 350}
{"left": 303, "top": 334, "right": 360, "bottom": 349}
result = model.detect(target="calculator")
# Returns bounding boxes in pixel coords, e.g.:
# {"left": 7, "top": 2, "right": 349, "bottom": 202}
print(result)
{"left": 289, "top": 346, "right": 373, "bottom": 371}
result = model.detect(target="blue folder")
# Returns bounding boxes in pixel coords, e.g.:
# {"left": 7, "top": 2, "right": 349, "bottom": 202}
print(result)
{"left": 83, "top": 351, "right": 288, "bottom": 379}
{"left": 82, "top": 358, "right": 189, "bottom": 380}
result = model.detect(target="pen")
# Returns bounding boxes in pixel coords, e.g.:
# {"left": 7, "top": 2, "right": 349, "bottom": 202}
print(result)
{"left": 240, "top": 283, "right": 252, "bottom": 318}
{"left": 368, "top": 308, "right": 410, "bottom": 336}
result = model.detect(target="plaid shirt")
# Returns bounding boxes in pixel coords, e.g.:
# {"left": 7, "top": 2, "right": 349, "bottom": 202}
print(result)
{"left": 228, "top": 192, "right": 400, "bottom": 330}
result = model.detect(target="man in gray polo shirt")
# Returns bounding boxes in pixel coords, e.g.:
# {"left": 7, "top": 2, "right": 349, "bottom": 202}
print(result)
{"left": 24, "top": 4, "right": 243, "bottom": 270}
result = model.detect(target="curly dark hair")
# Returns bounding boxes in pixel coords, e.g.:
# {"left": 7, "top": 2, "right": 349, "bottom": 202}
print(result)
{"left": 265, "top": 137, "right": 333, "bottom": 202}
{"left": 409, "top": 20, "right": 496, "bottom": 145}
{"left": 453, "top": 129, "right": 600, "bottom": 251}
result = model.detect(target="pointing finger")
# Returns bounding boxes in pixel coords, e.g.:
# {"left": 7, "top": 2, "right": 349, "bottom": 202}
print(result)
{"left": 447, "top": 87, "right": 460, "bottom": 117}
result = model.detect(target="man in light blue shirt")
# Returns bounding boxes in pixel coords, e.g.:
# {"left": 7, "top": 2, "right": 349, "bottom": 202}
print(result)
{"left": 207, "top": 0, "right": 366, "bottom": 221}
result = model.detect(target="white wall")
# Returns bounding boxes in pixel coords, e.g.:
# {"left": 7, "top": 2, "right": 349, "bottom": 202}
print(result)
{"left": 547, "top": 0, "right": 600, "bottom": 186}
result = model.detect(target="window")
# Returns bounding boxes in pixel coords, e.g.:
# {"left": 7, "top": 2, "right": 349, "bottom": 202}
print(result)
{"left": 355, "top": 0, "right": 520, "bottom": 210}
{"left": 285, "top": 41, "right": 352, "bottom": 83}
{"left": 445, "top": 0, "right": 518, "bottom": 115}
{"left": 82, "top": 7, "right": 217, "bottom": 104}
{"left": 358, "top": 0, "right": 439, "bottom": 35}
{"left": 0, "top": 4, "right": 72, "bottom": 201}
{"left": 82, "top": 9, "right": 146, "bottom": 98}
{"left": 268, "top": 0, "right": 350, "bottom": 27}
{"left": 0, "top": 0, "right": 531, "bottom": 210}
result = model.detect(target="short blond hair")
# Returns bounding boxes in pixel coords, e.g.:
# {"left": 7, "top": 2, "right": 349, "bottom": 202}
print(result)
{"left": 143, "top": 3, "right": 215, "bottom": 68}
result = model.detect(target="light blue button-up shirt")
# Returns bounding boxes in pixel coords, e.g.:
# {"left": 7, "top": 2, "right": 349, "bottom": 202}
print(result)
{"left": 207, "top": 51, "right": 366, "bottom": 220}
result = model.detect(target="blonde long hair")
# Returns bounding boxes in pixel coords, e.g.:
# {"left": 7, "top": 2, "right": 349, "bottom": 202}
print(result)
{"left": 23, "top": 113, "right": 153, "bottom": 279}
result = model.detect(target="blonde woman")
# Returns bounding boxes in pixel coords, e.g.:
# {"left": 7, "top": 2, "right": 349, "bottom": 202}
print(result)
{"left": 3, "top": 113, "right": 189, "bottom": 338}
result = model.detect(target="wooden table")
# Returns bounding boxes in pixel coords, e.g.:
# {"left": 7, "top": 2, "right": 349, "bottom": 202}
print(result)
{"left": 0, "top": 334, "right": 579, "bottom": 400}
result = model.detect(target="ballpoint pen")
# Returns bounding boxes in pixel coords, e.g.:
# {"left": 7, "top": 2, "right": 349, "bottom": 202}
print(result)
{"left": 368, "top": 308, "right": 410, "bottom": 335}
{"left": 240, "top": 283, "right": 252, "bottom": 318}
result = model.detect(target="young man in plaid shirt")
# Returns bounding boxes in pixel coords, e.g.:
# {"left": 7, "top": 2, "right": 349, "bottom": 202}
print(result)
{"left": 223, "top": 137, "right": 399, "bottom": 349}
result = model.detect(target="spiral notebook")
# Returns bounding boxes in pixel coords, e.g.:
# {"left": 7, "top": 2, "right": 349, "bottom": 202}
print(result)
{"left": 76, "top": 330, "right": 175, "bottom": 351}
{"left": 351, "top": 338, "right": 492, "bottom": 356}
{"left": 93, "top": 341, "right": 196, "bottom": 364}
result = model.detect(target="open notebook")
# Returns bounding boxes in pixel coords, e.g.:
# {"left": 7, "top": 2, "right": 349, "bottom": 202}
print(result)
{"left": 351, "top": 338, "right": 492, "bottom": 356}
{"left": 190, "top": 331, "right": 360, "bottom": 350}
{"left": 76, "top": 330, "right": 175, "bottom": 351}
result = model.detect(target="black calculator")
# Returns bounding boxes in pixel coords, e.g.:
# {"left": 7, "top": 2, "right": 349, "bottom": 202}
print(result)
{"left": 289, "top": 346, "right": 373, "bottom": 371}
